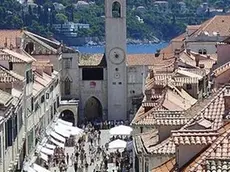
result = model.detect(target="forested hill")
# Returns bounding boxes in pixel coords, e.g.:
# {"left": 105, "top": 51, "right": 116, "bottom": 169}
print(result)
{"left": 0, "top": 0, "right": 229, "bottom": 42}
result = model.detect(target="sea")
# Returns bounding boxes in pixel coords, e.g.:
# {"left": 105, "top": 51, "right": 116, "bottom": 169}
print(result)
{"left": 74, "top": 42, "right": 168, "bottom": 54}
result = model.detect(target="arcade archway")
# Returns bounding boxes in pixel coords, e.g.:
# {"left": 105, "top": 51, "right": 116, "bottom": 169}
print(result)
{"left": 60, "top": 110, "right": 75, "bottom": 125}
{"left": 84, "top": 97, "right": 102, "bottom": 121}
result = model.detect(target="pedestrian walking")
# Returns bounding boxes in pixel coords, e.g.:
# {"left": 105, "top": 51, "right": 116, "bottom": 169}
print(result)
{"left": 66, "top": 153, "right": 69, "bottom": 165}
{"left": 74, "top": 160, "right": 78, "bottom": 172}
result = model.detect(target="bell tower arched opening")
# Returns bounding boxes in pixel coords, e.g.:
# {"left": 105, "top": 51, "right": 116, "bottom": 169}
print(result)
{"left": 112, "top": 1, "right": 121, "bottom": 18}
{"left": 84, "top": 97, "right": 102, "bottom": 122}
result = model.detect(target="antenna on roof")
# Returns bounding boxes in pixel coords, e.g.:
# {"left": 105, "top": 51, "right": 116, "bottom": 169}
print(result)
{"left": 4, "top": 38, "right": 7, "bottom": 48}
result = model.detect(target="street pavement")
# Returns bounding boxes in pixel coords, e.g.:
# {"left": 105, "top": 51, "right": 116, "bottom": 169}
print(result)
{"left": 51, "top": 130, "right": 110, "bottom": 172}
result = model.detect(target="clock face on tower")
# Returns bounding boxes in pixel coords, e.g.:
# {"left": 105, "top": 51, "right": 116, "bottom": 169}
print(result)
{"left": 109, "top": 48, "right": 125, "bottom": 65}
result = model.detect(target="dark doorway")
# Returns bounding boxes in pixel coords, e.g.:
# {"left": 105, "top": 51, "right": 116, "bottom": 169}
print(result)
{"left": 60, "top": 110, "right": 75, "bottom": 125}
{"left": 84, "top": 97, "right": 102, "bottom": 121}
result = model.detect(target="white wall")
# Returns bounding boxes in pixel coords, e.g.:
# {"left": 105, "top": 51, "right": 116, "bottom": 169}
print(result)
{"left": 186, "top": 41, "right": 217, "bottom": 54}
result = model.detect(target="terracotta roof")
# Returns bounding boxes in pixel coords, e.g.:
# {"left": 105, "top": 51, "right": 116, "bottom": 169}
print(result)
{"left": 213, "top": 60, "right": 230, "bottom": 77}
{"left": 1, "top": 48, "right": 34, "bottom": 63}
{"left": 179, "top": 50, "right": 216, "bottom": 70}
{"left": 0, "top": 65, "right": 24, "bottom": 83}
{"left": 148, "top": 137, "right": 175, "bottom": 154}
{"left": 79, "top": 54, "right": 105, "bottom": 66}
{"left": 33, "top": 76, "right": 45, "bottom": 97}
{"left": 152, "top": 157, "right": 176, "bottom": 172}
{"left": 172, "top": 130, "right": 218, "bottom": 145}
{"left": 127, "top": 54, "right": 174, "bottom": 66}
{"left": 25, "top": 31, "right": 61, "bottom": 50}
{"left": 181, "top": 86, "right": 229, "bottom": 131}
{"left": 182, "top": 122, "right": 230, "bottom": 171}
{"left": 0, "top": 30, "right": 23, "bottom": 48}
{"left": 24, "top": 31, "right": 58, "bottom": 53}
{"left": 34, "top": 71, "right": 53, "bottom": 87}
{"left": 0, "top": 89, "right": 13, "bottom": 106}
{"left": 192, "top": 15, "right": 230, "bottom": 37}
{"left": 171, "top": 33, "right": 186, "bottom": 42}
{"left": 132, "top": 83, "right": 197, "bottom": 126}
{"left": 137, "top": 130, "right": 176, "bottom": 155}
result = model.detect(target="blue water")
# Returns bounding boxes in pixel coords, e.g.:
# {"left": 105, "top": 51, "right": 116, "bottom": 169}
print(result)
{"left": 75, "top": 42, "right": 168, "bottom": 54}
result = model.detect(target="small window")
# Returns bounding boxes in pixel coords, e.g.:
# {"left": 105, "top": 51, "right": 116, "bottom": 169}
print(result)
{"left": 82, "top": 68, "right": 103, "bottom": 80}
{"left": 115, "top": 68, "right": 119, "bottom": 71}
{"left": 64, "top": 58, "right": 72, "bottom": 69}
{"left": 64, "top": 78, "right": 71, "bottom": 95}
{"left": 57, "top": 96, "right": 60, "bottom": 107}
{"left": 9, "top": 62, "right": 13, "bottom": 70}
{"left": 31, "top": 97, "right": 34, "bottom": 111}
{"left": 46, "top": 93, "right": 49, "bottom": 99}
{"left": 119, "top": 82, "right": 122, "bottom": 85}
{"left": 113, "top": 82, "right": 116, "bottom": 85}
{"left": 112, "top": 1, "right": 121, "bottom": 18}
{"left": 203, "top": 49, "right": 207, "bottom": 55}
{"left": 26, "top": 70, "right": 33, "bottom": 84}
{"left": 25, "top": 42, "right": 34, "bottom": 54}
{"left": 140, "top": 127, "right": 143, "bottom": 133}
{"left": 198, "top": 49, "right": 202, "bottom": 54}
{"left": 35, "top": 102, "right": 39, "bottom": 111}
{"left": 41, "top": 95, "right": 45, "bottom": 103}
{"left": 50, "top": 85, "right": 54, "bottom": 92}
{"left": 186, "top": 84, "right": 192, "bottom": 90}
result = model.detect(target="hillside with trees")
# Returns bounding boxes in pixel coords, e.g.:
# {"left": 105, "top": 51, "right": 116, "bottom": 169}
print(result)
{"left": 0, "top": 0, "right": 229, "bottom": 43}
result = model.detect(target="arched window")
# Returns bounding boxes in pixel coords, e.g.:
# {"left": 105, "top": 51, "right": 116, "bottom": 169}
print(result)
{"left": 203, "top": 49, "right": 207, "bottom": 55}
{"left": 112, "top": 1, "right": 121, "bottom": 18}
{"left": 64, "top": 77, "right": 71, "bottom": 95}
{"left": 198, "top": 49, "right": 202, "bottom": 54}
{"left": 25, "top": 42, "right": 34, "bottom": 54}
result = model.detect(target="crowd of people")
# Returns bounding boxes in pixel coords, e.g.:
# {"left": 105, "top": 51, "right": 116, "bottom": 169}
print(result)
{"left": 37, "top": 120, "right": 133, "bottom": 172}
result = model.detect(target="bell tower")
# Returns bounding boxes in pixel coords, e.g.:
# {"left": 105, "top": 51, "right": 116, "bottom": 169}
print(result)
{"left": 105, "top": 0, "right": 127, "bottom": 120}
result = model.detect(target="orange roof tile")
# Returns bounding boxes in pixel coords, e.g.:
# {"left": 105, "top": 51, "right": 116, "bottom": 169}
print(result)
{"left": 182, "top": 121, "right": 230, "bottom": 171}
{"left": 193, "top": 15, "right": 230, "bottom": 37}
{"left": 171, "top": 33, "right": 186, "bottom": 42}
{"left": 152, "top": 158, "right": 176, "bottom": 172}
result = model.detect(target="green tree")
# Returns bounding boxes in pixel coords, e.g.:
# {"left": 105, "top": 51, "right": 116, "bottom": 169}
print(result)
{"left": 55, "top": 13, "right": 68, "bottom": 24}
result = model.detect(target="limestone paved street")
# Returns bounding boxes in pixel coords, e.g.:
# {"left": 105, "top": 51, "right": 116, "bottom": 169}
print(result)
{"left": 51, "top": 130, "right": 111, "bottom": 172}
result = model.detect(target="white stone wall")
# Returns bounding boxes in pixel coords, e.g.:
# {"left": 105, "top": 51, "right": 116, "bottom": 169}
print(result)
{"left": 61, "top": 52, "right": 80, "bottom": 99}
{"left": 186, "top": 41, "right": 217, "bottom": 54}
{"left": 127, "top": 65, "right": 148, "bottom": 117}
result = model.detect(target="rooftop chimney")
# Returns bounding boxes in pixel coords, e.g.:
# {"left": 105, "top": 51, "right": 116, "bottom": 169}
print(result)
{"left": 195, "top": 55, "right": 199, "bottom": 67}
{"left": 44, "top": 65, "right": 53, "bottom": 76}
{"left": 16, "top": 37, "right": 22, "bottom": 49}
{"left": 35, "top": 67, "right": 43, "bottom": 76}
{"left": 224, "top": 89, "right": 230, "bottom": 117}
{"left": 199, "top": 64, "right": 205, "bottom": 68}
{"left": 149, "top": 70, "right": 154, "bottom": 79}
{"left": 186, "top": 48, "right": 191, "bottom": 55}
{"left": 10, "top": 44, "right": 13, "bottom": 50}
{"left": 174, "top": 48, "right": 180, "bottom": 57}
{"left": 4, "top": 38, "right": 7, "bottom": 48}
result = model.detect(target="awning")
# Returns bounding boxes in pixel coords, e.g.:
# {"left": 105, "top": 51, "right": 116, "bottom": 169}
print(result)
{"left": 50, "top": 131, "right": 65, "bottom": 143}
{"left": 27, "top": 167, "right": 37, "bottom": 172}
{"left": 40, "top": 147, "right": 54, "bottom": 155}
{"left": 50, "top": 138, "right": 65, "bottom": 148}
{"left": 32, "top": 163, "right": 51, "bottom": 172}
{"left": 57, "top": 122, "right": 84, "bottom": 136}
{"left": 45, "top": 143, "right": 56, "bottom": 150}
{"left": 40, "top": 153, "right": 48, "bottom": 162}
{"left": 54, "top": 125, "right": 71, "bottom": 138}
{"left": 57, "top": 119, "right": 73, "bottom": 126}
